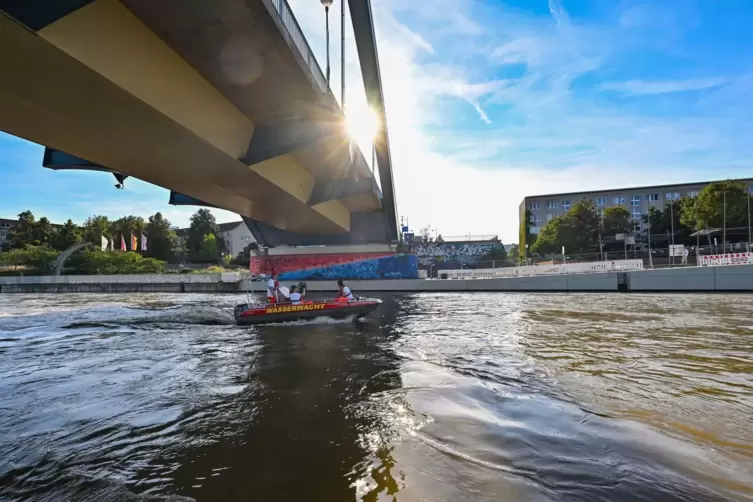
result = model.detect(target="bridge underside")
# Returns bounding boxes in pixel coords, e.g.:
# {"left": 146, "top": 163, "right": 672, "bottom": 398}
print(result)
{"left": 0, "top": 0, "right": 394, "bottom": 244}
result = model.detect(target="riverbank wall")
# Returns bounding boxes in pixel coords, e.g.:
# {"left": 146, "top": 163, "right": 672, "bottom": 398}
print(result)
{"left": 1, "top": 265, "right": 752, "bottom": 293}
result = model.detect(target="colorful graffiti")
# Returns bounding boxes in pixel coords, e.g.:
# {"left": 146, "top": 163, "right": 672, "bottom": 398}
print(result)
{"left": 414, "top": 241, "right": 497, "bottom": 267}
{"left": 250, "top": 252, "right": 418, "bottom": 280}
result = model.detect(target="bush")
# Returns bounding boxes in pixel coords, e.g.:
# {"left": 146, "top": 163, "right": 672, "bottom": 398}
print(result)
{"left": 67, "top": 250, "right": 166, "bottom": 274}
{"left": 0, "top": 245, "right": 58, "bottom": 273}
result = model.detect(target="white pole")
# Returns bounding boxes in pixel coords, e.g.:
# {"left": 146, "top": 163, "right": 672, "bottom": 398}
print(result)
{"left": 746, "top": 189, "right": 750, "bottom": 252}
{"left": 647, "top": 221, "right": 653, "bottom": 268}
{"left": 324, "top": 5, "right": 331, "bottom": 88}
{"left": 670, "top": 199, "right": 675, "bottom": 266}
{"left": 722, "top": 190, "right": 727, "bottom": 253}
{"left": 340, "top": 0, "right": 345, "bottom": 108}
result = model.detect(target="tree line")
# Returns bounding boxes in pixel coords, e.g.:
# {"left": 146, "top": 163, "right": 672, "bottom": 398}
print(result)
{"left": 523, "top": 180, "right": 752, "bottom": 257}
{"left": 1, "top": 208, "right": 237, "bottom": 274}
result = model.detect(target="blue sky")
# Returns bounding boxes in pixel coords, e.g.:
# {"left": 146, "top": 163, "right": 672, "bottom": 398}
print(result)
{"left": 2, "top": 0, "right": 753, "bottom": 241}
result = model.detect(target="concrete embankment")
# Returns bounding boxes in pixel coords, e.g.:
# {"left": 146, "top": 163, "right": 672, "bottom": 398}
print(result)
{"left": 1, "top": 265, "right": 752, "bottom": 293}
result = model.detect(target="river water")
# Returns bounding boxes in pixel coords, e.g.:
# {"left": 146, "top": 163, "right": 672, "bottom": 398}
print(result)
{"left": 0, "top": 293, "right": 752, "bottom": 501}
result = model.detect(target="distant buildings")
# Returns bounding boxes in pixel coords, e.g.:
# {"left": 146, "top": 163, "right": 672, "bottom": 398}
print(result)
{"left": 174, "top": 221, "right": 256, "bottom": 258}
{"left": 519, "top": 178, "right": 753, "bottom": 251}
{"left": 0, "top": 218, "right": 15, "bottom": 249}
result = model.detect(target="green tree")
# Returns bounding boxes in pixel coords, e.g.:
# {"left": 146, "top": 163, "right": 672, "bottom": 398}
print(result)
{"left": 0, "top": 245, "right": 58, "bottom": 273}
{"left": 32, "top": 217, "right": 55, "bottom": 247}
{"left": 145, "top": 212, "right": 178, "bottom": 261}
{"left": 8, "top": 211, "right": 37, "bottom": 248}
{"left": 82, "top": 215, "right": 112, "bottom": 247}
{"left": 53, "top": 219, "right": 82, "bottom": 251}
{"left": 683, "top": 181, "right": 749, "bottom": 230}
{"left": 519, "top": 208, "right": 534, "bottom": 260}
{"left": 530, "top": 199, "right": 599, "bottom": 255}
{"left": 194, "top": 233, "right": 220, "bottom": 263}
{"left": 187, "top": 209, "right": 218, "bottom": 253}
{"left": 645, "top": 199, "right": 696, "bottom": 243}
{"left": 601, "top": 206, "right": 631, "bottom": 237}
{"left": 111, "top": 216, "right": 146, "bottom": 251}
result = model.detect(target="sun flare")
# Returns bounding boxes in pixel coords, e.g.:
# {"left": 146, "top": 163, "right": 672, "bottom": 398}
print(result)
{"left": 345, "top": 104, "right": 379, "bottom": 145}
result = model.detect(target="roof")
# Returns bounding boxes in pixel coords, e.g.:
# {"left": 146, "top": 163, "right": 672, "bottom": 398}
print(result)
{"left": 523, "top": 177, "right": 753, "bottom": 200}
{"left": 218, "top": 221, "right": 243, "bottom": 233}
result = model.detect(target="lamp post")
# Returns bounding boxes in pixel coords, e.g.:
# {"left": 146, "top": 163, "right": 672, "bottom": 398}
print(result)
{"left": 670, "top": 198, "right": 675, "bottom": 266}
{"left": 321, "top": 0, "right": 333, "bottom": 89}
{"left": 723, "top": 190, "right": 727, "bottom": 253}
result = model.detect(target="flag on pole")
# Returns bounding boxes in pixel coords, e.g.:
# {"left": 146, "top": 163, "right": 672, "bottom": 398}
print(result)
{"left": 120, "top": 234, "right": 126, "bottom": 251}
{"left": 141, "top": 233, "right": 148, "bottom": 251}
{"left": 131, "top": 233, "right": 138, "bottom": 251}
{"left": 100, "top": 235, "right": 108, "bottom": 251}
{"left": 108, "top": 237, "right": 114, "bottom": 252}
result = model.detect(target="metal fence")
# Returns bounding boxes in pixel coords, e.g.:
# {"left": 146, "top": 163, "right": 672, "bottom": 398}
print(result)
{"left": 438, "top": 259, "right": 644, "bottom": 280}
{"left": 265, "top": 0, "right": 328, "bottom": 93}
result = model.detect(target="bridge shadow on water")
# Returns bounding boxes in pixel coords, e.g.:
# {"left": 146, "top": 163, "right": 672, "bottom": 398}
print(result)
{"left": 152, "top": 308, "right": 405, "bottom": 501}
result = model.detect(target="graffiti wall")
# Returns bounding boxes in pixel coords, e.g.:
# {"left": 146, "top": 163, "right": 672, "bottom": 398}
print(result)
{"left": 250, "top": 252, "right": 418, "bottom": 280}
{"left": 414, "top": 241, "right": 498, "bottom": 269}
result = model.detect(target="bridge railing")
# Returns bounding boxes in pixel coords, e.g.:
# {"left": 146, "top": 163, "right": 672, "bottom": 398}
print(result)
{"left": 266, "top": 0, "right": 328, "bottom": 93}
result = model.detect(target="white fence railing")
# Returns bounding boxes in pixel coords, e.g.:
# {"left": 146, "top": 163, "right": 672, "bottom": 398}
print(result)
{"left": 441, "top": 259, "right": 644, "bottom": 280}
{"left": 699, "top": 253, "right": 753, "bottom": 267}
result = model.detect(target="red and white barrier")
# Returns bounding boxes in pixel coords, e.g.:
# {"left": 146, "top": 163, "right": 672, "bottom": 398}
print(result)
{"left": 699, "top": 252, "right": 753, "bottom": 267}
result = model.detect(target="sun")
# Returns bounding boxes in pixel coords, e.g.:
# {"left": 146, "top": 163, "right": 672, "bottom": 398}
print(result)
{"left": 345, "top": 104, "right": 379, "bottom": 145}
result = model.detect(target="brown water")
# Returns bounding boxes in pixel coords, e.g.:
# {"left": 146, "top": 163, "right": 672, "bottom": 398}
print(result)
{"left": 0, "top": 293, "right": 751, "bottom": 501}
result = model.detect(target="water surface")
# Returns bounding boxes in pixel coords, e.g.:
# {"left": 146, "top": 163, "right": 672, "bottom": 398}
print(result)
{"left": 0, "top": 293, "right": 751, "bottom": 501}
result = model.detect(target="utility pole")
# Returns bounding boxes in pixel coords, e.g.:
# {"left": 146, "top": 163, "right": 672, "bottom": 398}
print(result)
{"left": 670, "top": 199, "right": 675, "bottom": 266}
{"left": 723, "top": 190, "right": 727, "bottom": 253}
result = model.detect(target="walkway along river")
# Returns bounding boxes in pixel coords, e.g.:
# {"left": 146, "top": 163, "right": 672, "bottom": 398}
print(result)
{"left": 0, "top": 293, "right": 751, "bottom": 501}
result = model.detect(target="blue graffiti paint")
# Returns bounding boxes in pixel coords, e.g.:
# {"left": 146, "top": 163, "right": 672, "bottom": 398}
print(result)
{"left": 279, "top": 254, "right": 418, "bottom": 281}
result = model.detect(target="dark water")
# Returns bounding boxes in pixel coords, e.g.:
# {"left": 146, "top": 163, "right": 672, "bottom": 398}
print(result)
{"left": 0, "top": 293, "right": 752, "bottom": 501}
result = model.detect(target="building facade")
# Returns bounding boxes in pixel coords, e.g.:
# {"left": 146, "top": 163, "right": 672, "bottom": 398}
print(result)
{"left": 217, "top": 222, "right": 256, "bottom": 258}
{"left": 0, "top": 218, "right": 15, "bottom": 250}
{"left": 519, "top": 178, "right": 753, "bottom": 250}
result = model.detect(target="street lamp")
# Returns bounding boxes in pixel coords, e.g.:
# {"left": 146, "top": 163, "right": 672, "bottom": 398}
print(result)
{"left": 321, "top": 0, "right": 333, "bottom": 89}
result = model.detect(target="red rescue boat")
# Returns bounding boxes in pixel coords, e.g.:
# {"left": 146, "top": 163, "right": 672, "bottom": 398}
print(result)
{"left": 233, "top": 298, "right": 381, "bottom": 326}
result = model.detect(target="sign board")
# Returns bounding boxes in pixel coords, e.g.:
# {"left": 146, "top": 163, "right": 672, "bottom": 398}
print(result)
{"left": 403, "top": 232, "right": 414, "bottom": 244}
{"left": 625, "top": 236, "right": 636, "bottom": 245}
{"left": 670, "top": 244, "right": 684, "bottom": 257}
{"left": 615, "top": 233, "right": 626, "bottom": 241}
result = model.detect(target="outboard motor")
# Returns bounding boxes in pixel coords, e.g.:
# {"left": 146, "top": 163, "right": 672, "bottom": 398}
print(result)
{"left": 298, "top": 282, "right": 307, "bottom": 296}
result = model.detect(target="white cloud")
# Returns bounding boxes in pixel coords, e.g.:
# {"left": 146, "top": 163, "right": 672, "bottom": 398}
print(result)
{"left": 599, "top": 78, "right": 727, "bottom": 96}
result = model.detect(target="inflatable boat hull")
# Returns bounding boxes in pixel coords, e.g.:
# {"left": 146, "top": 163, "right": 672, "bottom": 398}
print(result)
{"left": 234, "top": 300, "right": 380, "bottom": 326}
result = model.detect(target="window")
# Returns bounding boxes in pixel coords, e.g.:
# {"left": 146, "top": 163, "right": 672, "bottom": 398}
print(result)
{"left": 529, "top": 214, "right": 541, "bottom": 223}
{"left": 646, "top": 193, "right": 659, "bottom": 202}
{"left": 530, "top": 226, "right": 540, "bottom": 234}
{"left": 633, "top": 223, "right": 642, "bottom": 232}
{"left": 562, "top": 200, "right": 571, "bottom": 211}
{"left": 529, "top": 202, "right": 540, "bottom": 210}
{"left": 631, "top": 209, "right": 641, "bottom": 220}
{"left": 546, "top": 213, "right": 554, "bottom": 221}
{"left": 631, "top": 195, "right": 641, "bottom": 206}
{"left": 666, "top": 192, "right": 680, "bottom": 200}
{"left": 613, "top": 196, "right": 625, "bottom": 204}
{"left": 596, "top": 197, "right": 606, "bottom": 206}
{"left": 547, "top": 201, "right": 558, "bottom": 209}
{"left": 687, "top": 191, "right": 699, "bottom": 198}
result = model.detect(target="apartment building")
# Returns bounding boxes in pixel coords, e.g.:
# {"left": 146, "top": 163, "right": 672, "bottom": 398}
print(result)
{"left": 519, "top": 178, "right": 753, "bottom": 244}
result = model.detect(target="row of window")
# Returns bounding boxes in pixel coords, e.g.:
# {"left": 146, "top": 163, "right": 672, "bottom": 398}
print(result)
{"left": 529, "top": 191, "right": 705, "bottom": 210}
{"left": 530, "top": 207, "right": 645, "bottom": 225}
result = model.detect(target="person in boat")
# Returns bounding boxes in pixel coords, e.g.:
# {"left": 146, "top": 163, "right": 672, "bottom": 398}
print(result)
{"left": 266, "top": 272, "right": 279, "bottom": 304}
{"left": 336, "top": 279, "right": 354, "bottom": 302}
{"left": 288, "top": 285, "right": 305, "bottom": 303}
